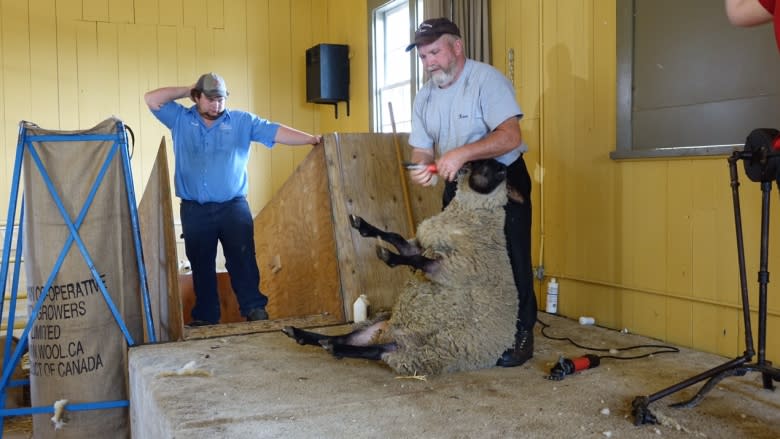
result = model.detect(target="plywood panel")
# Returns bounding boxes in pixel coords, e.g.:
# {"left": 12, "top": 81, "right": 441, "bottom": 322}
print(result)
{"left": 326, "top": 133, "right": 442, "bottom": 316}
{"left": 138, "top": 138, "right": 181, "bottom": 341}
{"left": 253, "top": 143, "right": 343, "bottom": 320}
{"left": 254, "top": 133, "right": 443, "bottom": 323}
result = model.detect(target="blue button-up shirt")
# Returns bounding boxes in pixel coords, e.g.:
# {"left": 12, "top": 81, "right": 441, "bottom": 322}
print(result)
{"left": 151, "top": 102, "right": 280, "bottom": 203}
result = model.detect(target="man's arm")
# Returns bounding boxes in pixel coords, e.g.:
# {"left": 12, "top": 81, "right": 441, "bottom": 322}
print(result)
{"left": 144, "top": 85, "right": 193, "bottom": 111}
{"left": 436, "top": 117, "right": 522, "bottom": 182}
{"left": 725, "top": 0, "right": 773, "bottom": 26}
{"left": 274, "top": 125, "right": 322, "bottom": 146}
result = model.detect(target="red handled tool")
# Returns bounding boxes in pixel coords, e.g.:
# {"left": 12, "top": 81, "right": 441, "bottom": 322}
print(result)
{"left": 403, "top": 162, "right": 438, "bottom": 173}
{"left": 545, "top": 354, "right": 601, "bottom": 380}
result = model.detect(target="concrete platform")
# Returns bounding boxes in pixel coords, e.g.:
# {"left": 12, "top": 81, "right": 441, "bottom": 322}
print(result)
{"left": 128, "top": 314, "right": 780, "bottom": 438}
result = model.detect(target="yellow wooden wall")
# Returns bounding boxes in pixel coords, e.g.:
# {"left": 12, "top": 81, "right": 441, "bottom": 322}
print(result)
{"left": 1, "top": 0, "right": 776, "bottom": 363}
{"left": 493, "top": 0, "right": 779, "bottom": 363}
{"left": 0, "top": 0, "right": 367, "bottom": 267}
{"left": 0, "top": 0, "right": 366, "bottom": 214}
{"left": 0, "top": 0, "right": 367, "bottom": 330}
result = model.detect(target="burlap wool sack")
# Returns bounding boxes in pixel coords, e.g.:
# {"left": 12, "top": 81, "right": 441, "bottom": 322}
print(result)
{"left": 21, "top": 118, "right": 143, "bottom": 438}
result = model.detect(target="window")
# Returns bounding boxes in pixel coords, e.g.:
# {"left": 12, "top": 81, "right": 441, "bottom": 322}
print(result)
{"left": 369, "top": 0, "right": 423, "bottom": 133}
{"left": 614, "top": 0, "right": 780, "bottom": 159}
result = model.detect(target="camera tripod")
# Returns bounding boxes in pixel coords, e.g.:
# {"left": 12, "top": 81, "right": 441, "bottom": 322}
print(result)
{"left": 632, "top": 130, "right": 780, "bottom": 425}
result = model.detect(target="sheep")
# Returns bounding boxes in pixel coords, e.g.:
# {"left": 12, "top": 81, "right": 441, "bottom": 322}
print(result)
{"left": 282, "top": 159, "right": 519, "bottom": 376}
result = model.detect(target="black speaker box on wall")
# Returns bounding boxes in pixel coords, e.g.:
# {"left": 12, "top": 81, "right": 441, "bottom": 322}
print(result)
{"left": 306, "top": 44, "right": 349, "bottom": 117}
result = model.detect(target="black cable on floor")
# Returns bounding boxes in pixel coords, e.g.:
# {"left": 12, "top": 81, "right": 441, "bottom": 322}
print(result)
{"left": 537, "top": 315, "right": 680, "bottom": 361}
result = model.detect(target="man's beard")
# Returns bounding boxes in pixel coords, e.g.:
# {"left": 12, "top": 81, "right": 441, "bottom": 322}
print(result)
{"left": 199, "top": 110, "right": 223, "bottom": 120}
{"left": 430, "top": 68, "right": 456, "bottom": 88}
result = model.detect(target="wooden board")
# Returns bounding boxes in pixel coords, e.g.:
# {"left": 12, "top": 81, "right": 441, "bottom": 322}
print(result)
{"left": 137, "top": 137, "right": 181, "bottom": 342}
{"left": 253, "top": 132, "right": 442, "bottom": 322}
{"left": 253, "top": 143, "right": 344, "bottom": 321}
{"left": 325, "top": 133, "right": 443, "bottom": 316}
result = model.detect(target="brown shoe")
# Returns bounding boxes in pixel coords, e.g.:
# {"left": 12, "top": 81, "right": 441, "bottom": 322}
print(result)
{"left": 496, "top": 329, "right": 534, "bottom": 367}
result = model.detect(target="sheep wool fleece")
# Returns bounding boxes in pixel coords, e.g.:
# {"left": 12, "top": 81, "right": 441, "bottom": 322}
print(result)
{"left": 377, "top": 170, "right": 518, "bottom": 376}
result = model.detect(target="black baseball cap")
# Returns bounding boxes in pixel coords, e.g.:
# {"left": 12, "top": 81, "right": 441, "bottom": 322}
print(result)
{"left": 405, "top": 17, "right": 461, "bottom": 52}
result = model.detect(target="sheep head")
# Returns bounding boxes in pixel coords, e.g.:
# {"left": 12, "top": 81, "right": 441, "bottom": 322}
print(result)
{"left": 452, "top": 159, "right": 509, "bottom": 210}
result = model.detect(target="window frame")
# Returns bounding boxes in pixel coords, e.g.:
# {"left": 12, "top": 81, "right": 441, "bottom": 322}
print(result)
{"left": 368, "top": 0, "right": 424, "bottom": 133}
{"left": 611, "top": 0, "right": 771, "bottom": 160}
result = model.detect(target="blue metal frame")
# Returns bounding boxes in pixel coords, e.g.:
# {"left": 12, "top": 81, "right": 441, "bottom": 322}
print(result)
{"left": 0, "top": 120, "right": 156, "bottom": 435}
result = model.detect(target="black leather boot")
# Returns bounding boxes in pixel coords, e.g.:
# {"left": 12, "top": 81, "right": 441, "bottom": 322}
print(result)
{"left": 496, "top": 328, "right": 534, "bottom": 367}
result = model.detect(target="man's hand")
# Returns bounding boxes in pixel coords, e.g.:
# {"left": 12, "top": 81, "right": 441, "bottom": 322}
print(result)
{"left": 436, "top": 150, "right": 467, "bottom": 182}
{"left": 409, "top": 165, "right": 438, "bottom": 186}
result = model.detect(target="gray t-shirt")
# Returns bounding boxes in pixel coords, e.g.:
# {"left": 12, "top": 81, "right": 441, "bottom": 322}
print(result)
{"left": 409, "top": 59, "right": 526, "bottom": 165}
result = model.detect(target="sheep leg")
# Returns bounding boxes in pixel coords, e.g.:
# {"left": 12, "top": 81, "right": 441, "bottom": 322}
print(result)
{"left": 320, "top": 341, "right": 397, "bottom": 360}
{"left": 282, "top": 321, "right": 387, "bottom": 347}
{"left": 349, "top": 214, "right": 420, "bottom": 256}
{"left": 376, "top": 246, "right": 440, "bottom": 274}
{"left": 281, "top": 326, "right": 335, "bottom": 346}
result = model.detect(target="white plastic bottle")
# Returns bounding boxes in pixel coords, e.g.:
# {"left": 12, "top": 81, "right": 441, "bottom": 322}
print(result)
{"left": 545, "top": 278, "right": 559, "bottom": 314}
{"left": 353, "top": 294, "right": 370, "bottom": 323}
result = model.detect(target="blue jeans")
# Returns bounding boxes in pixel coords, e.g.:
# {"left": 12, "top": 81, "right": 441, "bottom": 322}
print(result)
{"left": 180, "top": 197, "right": 267, "bottom": 323}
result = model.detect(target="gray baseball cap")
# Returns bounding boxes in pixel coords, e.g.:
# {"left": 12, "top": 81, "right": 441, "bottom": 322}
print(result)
{"left": 194, "top": 72, "right": 228, "bottom": 97}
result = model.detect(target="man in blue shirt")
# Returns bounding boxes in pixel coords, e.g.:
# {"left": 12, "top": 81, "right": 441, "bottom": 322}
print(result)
{"left": 145, "top": 72, "right": 321, "bottom": 326}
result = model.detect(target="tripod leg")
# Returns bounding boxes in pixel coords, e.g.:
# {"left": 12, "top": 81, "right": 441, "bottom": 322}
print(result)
{"left": 729, "top": 154, "right": 756, "bottom": 358}
{"left": 754, "top": 180, "right": 776, "bottom": 392}
{"left": 669, "top": 367, "right": 749, "bottom": 408}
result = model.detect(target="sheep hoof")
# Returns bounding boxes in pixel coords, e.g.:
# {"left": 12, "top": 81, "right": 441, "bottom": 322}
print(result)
{"left": 281, "top": 326, "right": 306, "bottom": 345}
{"left": 350, "top": 214, "right": 375, "bottom": 237}
{"left": 349, "top": 214, "right": 362, "bottom": 229}
{"left": 376, "top": 246, "right": 391, "bottom": 262}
